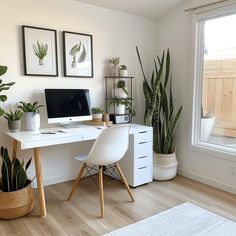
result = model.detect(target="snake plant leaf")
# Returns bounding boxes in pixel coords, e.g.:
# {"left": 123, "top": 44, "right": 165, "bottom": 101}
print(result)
{"left": 163, "top": 106, "right": 183, "bottom": 154}
{"left": 78, "top": 45, "right": 86, "bottom": 63}
{"left": 0, "top": 66, "right": 7, "bottom": 76}
{"left": 169, "top": 76, "right": 174, "bottom": 120}
{"left": 136, "top": 46, "right": 149, "bottom": 84}
{"left": 25, "top": 157, "right": 32, "bottom": 171}
{"left": 164, "top": 49, "right": 170, "bottom": 89}
{"left": 1, "top": 147, "right": 11, "bottom": 192}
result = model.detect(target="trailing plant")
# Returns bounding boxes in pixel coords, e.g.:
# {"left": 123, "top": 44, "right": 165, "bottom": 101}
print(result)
{"left": 109, "top": 98, "right": 135, "bottom": 117}
{"left": 4, "top": 109, "right": 23, "bottom": 121}
{"left": 116, "top": 79, "right": 128, "bottom": 95}
{"left": 0, "top": 66, "right": 15, "bottom": 116}
{"left": 109, "top": 57, "right": 120, "bottom": 66}
{"left": 0, "top": 146, "right": 32, "bottom": 192}
{"left": 119, "top": 64, "right": 127, "bottom": 70}
{"left": 32, "top": 41, "right": 48, "bottom": 60}
{"left": 136, "top": 46, "right": 182, "bottom": 154}
{"left": 92, "top": 107, "right": 103, "bottom": 114}
{"left": 17, "top": 101, "right": 44, "bottom": 114}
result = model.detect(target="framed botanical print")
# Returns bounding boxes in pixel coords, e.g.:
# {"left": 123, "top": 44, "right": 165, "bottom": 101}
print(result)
{"left": 63, "top": 31, "right": 93, "bottom": 78}
{"left": 22, "top": 25, "right": 58, "bottom": 76}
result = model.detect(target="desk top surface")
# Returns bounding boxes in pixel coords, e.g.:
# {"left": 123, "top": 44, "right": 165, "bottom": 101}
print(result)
{"left": 5, "top": 124, "right": 152, "bottom": 149}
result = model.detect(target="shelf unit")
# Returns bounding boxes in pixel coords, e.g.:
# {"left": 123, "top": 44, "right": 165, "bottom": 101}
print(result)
{"left": 105, "top": 76, "right": 134, "bottom": 122}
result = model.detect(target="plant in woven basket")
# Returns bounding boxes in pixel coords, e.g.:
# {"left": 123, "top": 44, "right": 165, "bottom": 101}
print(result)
{"left": 0, "top": 146, "right": 32, "bottom": 192}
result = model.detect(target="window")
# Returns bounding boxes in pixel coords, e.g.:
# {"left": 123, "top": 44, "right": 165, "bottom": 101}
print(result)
{"left": 191, "top": 4, "right": 236, "bottom": 158}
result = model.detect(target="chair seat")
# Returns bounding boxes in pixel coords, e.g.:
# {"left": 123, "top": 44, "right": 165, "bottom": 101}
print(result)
{"left": 74, "top": 155, "right": 88, "bottom": 162}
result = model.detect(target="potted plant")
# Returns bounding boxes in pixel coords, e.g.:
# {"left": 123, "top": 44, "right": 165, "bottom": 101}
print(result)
{"left": 109, "top": 98, "right": 135, "bottom": 116}
{"left": 0, "top": 65, "right": 15, "bottom": 116}
{"left": 92, "top": 107, "right": 103, "bottom": 122}
{"left": 119, "top": 64, "right": 128, "bottom": 77}
{"left": 200, "top": 105, "right": 215, "bottom": 142}
{"left": 109, "top": 57, "right": 120, "bottom": 76}
{"left": 0, "top": 146, "right": 35, "bottom": 219}
{"left": 17, "top": 101, "right": 44, "bottom": 131}
{"left": 4, "top": 109, "right": 23, "bottom": 132}
{"left": 114, "top": 79, "right": 128, "bottom": 98}
{"left": 137, "top": 47, "right": 182, "bottom": 181}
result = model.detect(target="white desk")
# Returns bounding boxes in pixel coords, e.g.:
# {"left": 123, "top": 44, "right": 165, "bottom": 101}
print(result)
{"left": 5, "top": 124, "right": 152, "bottom": 217}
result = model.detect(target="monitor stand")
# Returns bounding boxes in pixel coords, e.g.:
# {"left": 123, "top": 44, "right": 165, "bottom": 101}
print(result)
{"left": 59, "top": 123, "right": 81, "bottom": 129}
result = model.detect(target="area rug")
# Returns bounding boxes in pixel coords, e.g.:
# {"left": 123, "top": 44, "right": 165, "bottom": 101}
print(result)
{"left": 104, "top": 202, "right": 236, "bottom": 236}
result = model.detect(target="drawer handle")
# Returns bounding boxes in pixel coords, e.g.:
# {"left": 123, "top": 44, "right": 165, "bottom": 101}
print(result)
{"left": 139, "top": 131, "right": 148, "bottom": 134}
{"left": 139, "top": 141, "right": 148, "bottom": 144}
{"left": 138, "top": 156, "right": 147, "bottom": 159}
{"left": 138, "top": 166, "right": 148, "bottom": 170}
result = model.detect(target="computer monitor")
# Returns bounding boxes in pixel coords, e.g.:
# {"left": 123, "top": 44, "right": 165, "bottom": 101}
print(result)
{"left": 44, "top": 89, "right": 92, "bottom": 125}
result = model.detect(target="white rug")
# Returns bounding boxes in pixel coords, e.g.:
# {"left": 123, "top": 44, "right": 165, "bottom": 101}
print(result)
{"left": 104, "top": 202, "right": 236, "bottom": 236}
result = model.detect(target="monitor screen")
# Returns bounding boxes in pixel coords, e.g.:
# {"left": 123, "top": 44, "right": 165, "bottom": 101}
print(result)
{"left": 44, "top": 89, "right": 92, "bottom": 124}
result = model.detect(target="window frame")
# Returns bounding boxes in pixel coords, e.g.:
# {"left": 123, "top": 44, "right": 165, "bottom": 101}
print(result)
{"left": 189, "top": 3, "right": 236, "bottom": 161}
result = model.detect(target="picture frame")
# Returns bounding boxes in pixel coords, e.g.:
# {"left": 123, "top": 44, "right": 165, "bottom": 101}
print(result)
{"left": 22, "top": 25, "right": 58, "bottom": 76}
{"left": 63, "top": 31, "right": 93, "bottom": 78}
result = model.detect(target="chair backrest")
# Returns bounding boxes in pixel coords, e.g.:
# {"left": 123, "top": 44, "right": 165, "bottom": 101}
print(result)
{"left": 86, "top": 125, "right": 129, "bottom": 166}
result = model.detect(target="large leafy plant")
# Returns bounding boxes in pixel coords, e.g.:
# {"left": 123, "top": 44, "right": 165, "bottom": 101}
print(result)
{"left": 0, "top": 66, "right": 15, "bottom": 116}
{"left": 136, "top": 47, "right": 182, "bottom": 154}
{"left": 0, "top": 146, "right": 32, "bottom": 192}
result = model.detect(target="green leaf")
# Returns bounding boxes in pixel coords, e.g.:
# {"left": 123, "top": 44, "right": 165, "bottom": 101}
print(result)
{"left": 0, "top": 66, "right": 7, "bottom": 76}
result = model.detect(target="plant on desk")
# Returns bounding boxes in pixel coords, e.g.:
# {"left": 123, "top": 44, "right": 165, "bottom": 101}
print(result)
{"left": 18, "top": 101, "right": 44, "bottom": 131}
{"left": 0, "top": 146, "right": 35, "bottom": 219}
{"left": 4, "top": 109, "right": 23, "bottom": 132}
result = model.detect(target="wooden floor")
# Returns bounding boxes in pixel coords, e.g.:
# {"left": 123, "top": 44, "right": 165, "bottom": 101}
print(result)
{"left": 0, "top": 175, "right": 235, "bottom": 236}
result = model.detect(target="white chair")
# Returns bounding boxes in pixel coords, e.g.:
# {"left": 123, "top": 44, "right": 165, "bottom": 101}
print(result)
{"left": 67, "top": 125, "right": 134, "bottom": 217}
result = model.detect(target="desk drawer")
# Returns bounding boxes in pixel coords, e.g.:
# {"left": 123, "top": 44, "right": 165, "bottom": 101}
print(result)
{"left": 135, "top": 141, "right": 152, "bottom": 157}
{"left": 134, "top": 165, "right": 153, "bottom": 186}
{"left": 135, "top": 155, "right": 152, "bottom": 169}
{"left": 134, "top": 130, "right": 152, "bottom": 143}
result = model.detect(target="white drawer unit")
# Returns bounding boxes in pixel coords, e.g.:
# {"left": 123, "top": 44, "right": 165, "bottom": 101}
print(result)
{"left": 119, "top": 125, "right": 153, "bottom": 187}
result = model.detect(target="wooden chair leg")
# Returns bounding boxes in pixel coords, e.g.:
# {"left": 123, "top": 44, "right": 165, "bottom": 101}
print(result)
{"left": 115, "top": 163, "right": 134, "bottom": 202}
{"left": 68, "top": 163, "right": 86, "bottom": 200}
{"left": 99, "top": 166, "right": 104, "bottom": 218}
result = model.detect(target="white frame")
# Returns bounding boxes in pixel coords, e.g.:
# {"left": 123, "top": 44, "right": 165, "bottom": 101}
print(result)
{"left": 189, "top": 3, "right": 236, "bottom": 160}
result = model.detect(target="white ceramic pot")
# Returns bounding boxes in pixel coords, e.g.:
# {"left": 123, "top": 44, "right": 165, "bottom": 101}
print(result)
{"left": 92, "top": 113, "right": 103, "bottom": 122}
{"left": 119, "top": 69, "right": 128, "bottom": 77}
{"left": 114, "top": 104, "right": 126, "bottom": 114}
{"left": 200, "top": 117, "right": 215, "bottom": 141}
{"left": 153, "top": 152, "right": 178, "bottom": 181}
{"left": 24, "top": 112, "right": 40, "bottom": 131}
{"left": 114, "top": 88, "right": 128, "bottom": 98}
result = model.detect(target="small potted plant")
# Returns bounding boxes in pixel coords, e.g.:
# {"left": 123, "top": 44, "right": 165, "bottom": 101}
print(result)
{"left": 4, "top": 109, "right": 23, "bottom": 132}
{"left": 92, "top": 107, "right": 103, "bottom": 122}
{"left": 109, "top": 57, "right": 120, "bottom": 76}
{"left": 0, "top": 146, "right": 35, "bottom": 219}
{"left": 200, "top": 105, "right": 215, "bottom": 141}
{"left": 109, "top": 98, "right": 135, "bottom": 116}
{"left": 115, "top": 79, "right": 128, "bottom": 98}
{"left": 119, "top": 64, "right": 128, "bottom": 77}
{"left": 18, "top": 101, "right": 44, "bottom": 131}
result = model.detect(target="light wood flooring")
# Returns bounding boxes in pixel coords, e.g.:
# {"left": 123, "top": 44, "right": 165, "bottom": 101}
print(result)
{"left": 0, "top": 175, "right": 235, "bottom": 236}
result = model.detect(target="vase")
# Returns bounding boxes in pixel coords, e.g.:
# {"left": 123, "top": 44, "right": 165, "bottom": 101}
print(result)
{"left": 111, "top": 65, "right": 119, "bottom": 76}
{"left": 24, "top": 112, "right": 40, "bottom": 131}
{"left": 8, "top": 120, "right": 21, "bottom": 132}
{"left": 119, "top": 69, "right": 128, "bottom": 77}
{"left": 153, "top": 152, "right": 178, "bottom": 181}
{"left": 0, "top": 183, "right": 35, "bottom": 219}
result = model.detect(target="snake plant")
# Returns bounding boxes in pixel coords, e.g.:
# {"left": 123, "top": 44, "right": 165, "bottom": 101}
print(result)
{"left": 0, "top": 66, "right": 15, "bottom": 116}
{"left": 136, "top": 47, "right": 182, "bottom": 154}
{"left": 33, "top": 41, "right": 48, "bottom": 64}
{"left": 0, "top": 146, "right": 32, "bottom": 192}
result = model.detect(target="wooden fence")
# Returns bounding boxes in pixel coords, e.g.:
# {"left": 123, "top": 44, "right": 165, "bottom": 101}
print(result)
{"left": 203, "top": 58, "right": 236, "bottom": 137}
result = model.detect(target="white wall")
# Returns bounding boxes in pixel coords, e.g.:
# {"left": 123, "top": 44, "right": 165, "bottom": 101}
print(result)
{"left": 0, "top": 0, "right": 157, "bottom": 185}
{"left": 156, "top": 0, "right": 236, "bottom": 194}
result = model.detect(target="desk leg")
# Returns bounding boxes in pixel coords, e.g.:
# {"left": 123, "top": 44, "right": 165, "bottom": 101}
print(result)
{"left": 33, "top": 148, "right": 47, "bottom": 217}
{"left": 11, "top": 140, "right": 18, "bottom": 160}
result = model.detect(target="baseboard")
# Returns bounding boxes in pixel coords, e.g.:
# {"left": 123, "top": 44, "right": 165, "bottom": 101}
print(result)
{"left": 178, "top": 168, "right": 236, "bottom": 195}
